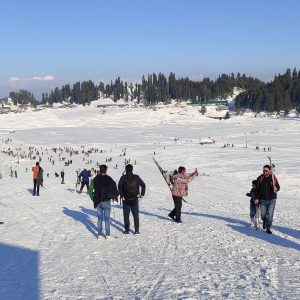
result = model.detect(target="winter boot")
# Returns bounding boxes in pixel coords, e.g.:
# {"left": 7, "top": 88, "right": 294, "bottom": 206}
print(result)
{"left": 168, "top": 213, "right": 176, "bottom": 221}
{"left": 266, "top": 227, "right": 272, "bottom": 234}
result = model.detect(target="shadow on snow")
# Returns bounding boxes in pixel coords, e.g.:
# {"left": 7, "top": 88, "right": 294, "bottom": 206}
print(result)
{"left": 63, "top": 207, "right": 98, "bottom": 238}
{"left": 63, "top": 205, "right": 124, "bottom": 237}
{"left": 180, "top": 210, "right": 300, "bottom": 251}
{"left": 63, "top": 205, "right": 300, "bottom": 250}
{"left": 27, "top": 188, "right": 34, "bottom": 195}
{"left": 0, "top": 243, "right": 40, "bottom": 300}
{"left": 80, "top": 205, "right": 124, "bottom": 233}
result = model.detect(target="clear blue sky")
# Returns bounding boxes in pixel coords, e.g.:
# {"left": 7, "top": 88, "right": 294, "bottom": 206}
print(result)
{"left": 0, "top": 0, "right": 299, "bottom": 99}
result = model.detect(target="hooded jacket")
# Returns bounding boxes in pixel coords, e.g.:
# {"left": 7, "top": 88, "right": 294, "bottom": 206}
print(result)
{"left": 171, "top": 172, "right": 197, "bottom": 197}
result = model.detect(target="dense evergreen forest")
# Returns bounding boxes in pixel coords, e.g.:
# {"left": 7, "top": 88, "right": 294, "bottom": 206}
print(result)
{"left": 6, "top": 68, "right": 300, "bottom": 113}
{"left": 235, "top": 68, "right": 300, "bottom": 113}
{"left": 39, "top": 73, "right": 261, "bottom": 107}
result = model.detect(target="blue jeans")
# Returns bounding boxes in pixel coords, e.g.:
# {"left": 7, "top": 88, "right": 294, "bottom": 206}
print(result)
{"left": 250, "top": 203, "right": 258, "bottom": 219}
{"left": 97, "top": 201, "right": 111, "bottom": 236}
{"left": 260, "top": 199, "right": 276, "bottom": 227}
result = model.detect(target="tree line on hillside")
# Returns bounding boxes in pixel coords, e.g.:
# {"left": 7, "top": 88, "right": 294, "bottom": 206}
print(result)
{"left": 6, "top": 68, "right": 300, "bottom": 113}
{"left": 40, "top": 72, "right": 261, "bottom": 106}
{"left": 235, "top": 68, "right": 300, "bottom": 113}
{"left": 8, "top": 90, "right": 39, "bottom": 107}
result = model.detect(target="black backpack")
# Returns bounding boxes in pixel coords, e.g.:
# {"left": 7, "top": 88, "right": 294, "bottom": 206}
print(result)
{"left": 124, "top": 175, "right": 140, "bottom": 198}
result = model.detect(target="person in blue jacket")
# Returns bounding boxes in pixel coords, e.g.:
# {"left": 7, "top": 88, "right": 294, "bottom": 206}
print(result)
{"left": 79, "top": 167, "right": 91, "bottom": 193}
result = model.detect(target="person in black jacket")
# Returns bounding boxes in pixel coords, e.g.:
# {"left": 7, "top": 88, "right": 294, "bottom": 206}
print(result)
{"left": 93, "top": 165, "right": 118, "bottom": 240}
{"left": 255, "top": 165, "right": 280, "bottom": 234}
{"left": 118, "top": 164, "right": 146, "bottom": 234}
{"left": 246, "top": 180, "right": 258, "bottom": 228}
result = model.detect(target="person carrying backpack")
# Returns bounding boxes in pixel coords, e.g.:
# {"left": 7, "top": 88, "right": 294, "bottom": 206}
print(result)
{"left": 118, "top": 164, "right": 146, "bottom": 234}
{"left": 93, "top": 165, "right": 119, "bottom": 240}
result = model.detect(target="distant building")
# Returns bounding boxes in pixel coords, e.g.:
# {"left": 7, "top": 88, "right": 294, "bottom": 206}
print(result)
{"left": 190, "top": 99, "right": 229, "bottom": 106}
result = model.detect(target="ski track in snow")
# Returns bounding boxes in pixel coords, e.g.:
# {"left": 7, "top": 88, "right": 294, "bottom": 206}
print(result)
{"left": 0, "top": 105, "right": 300, "bottom": 299}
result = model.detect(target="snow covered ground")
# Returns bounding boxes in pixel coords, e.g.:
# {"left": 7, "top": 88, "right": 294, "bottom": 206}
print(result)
{"left": 0, "top": 105, "right": 299, "bottom": 299}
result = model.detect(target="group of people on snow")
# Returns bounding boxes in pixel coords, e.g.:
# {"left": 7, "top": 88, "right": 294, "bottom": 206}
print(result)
{"left": 91, "top": 162, "right": 202, "bottom": 239}
{"left": 30, "top": 156, "right": 280, "bottom": 239}
{"left": 91, "top": 163, "right": 145, "bottom": 239}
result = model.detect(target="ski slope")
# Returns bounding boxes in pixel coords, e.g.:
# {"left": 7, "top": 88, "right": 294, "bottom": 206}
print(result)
{"left": 1, "top": 105, "right": 300, "bottom": 299}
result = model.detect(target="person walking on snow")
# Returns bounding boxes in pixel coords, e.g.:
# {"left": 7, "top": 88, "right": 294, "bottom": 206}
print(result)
{"left": 61, "top": 170, "right": 65, "bottom": 184}
{"left": 255, "top": 165, "right": 280, "bottom": 234}
{"left": 92, "top": 165, "right": 119, "bottom": 240}
{"left": 32, "top": 162, "right": 43, "bottom": 196}
{"left": 79, "top": 168, "right": 91, "bottom": 193}
{"left": 246, "top": 180, "right": 258, "bottom": 229}
{"left": 32, "top": 162, "right": 40, "bottom": 196}
{"left": 37, "top": 166, "right": 44, "bottom": 192}
{"left": 118, "top": 164, "right": 146, "bottom": 234}
{"left": 168, "top": 166, "right": 198, "bottom": 223}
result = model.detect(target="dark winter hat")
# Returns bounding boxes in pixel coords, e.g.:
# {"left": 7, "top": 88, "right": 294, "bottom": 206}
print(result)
{"left": 252, "top": 180, "right": 257, "bottom": 185}
{"left": 36, "top": 162, "right": 39, "bottom": 166}
{"left": 125, "top": 164, "right": 133, "bottom": 172}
